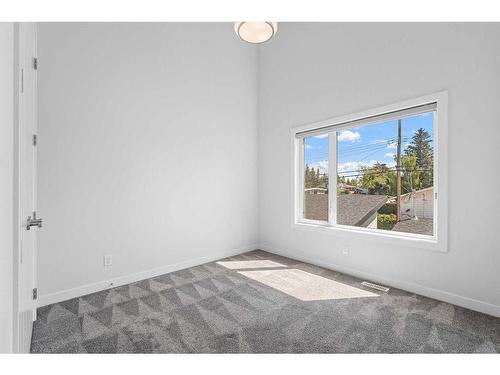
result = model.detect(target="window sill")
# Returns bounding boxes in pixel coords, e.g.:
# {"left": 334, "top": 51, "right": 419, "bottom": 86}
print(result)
{"left": 292, "top": 221, "right": 447, "bottom": 253}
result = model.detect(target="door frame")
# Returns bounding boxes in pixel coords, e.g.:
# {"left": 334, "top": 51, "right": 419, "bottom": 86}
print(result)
{"left": 13, "top": 22, "right": 38, "bottom": 353}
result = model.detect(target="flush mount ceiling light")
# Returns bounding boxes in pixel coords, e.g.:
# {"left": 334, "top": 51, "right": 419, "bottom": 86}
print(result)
{"left": 234, "top": 22, "right": 278, "bottom": 44}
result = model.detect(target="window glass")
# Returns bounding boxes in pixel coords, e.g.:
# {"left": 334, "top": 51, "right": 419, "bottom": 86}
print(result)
{"left": 303, "top": 134, "right": 329, "bottom": 221}
{"left": 336, "top": 112, "right": 435, "bottom": 236}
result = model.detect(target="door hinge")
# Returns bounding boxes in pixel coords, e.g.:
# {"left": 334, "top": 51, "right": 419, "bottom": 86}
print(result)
{"left": 33, "top": 57, "right": 38, "bottom": 70}
{"left": 32, "top": 288, "right": 38, "bottom": 300}
{"left": 33, "top": 134, "right": 37, "bottom": 146}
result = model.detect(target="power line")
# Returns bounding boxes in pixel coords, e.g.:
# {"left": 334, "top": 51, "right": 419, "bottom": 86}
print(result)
{"left": 356, "top": 148, "right": 384, "bottom": 163}
{"left": 309, "top": 167, "right": 432, "bottom": 176}
{"left": 340, "top": 137, "right": 433, "bottom": 152}
{"left": 309, "top": 170, "right": 432, "bottom": 180}
{"left": 338, "top": 137, "right": 413, "bottom": 151}
{"left": 305, "top": 145, "right": 389, "bottom": 160}
{"left": 305, "top": 138, "right": 434, "bottom": 160}
{"left": 337, "top": 167, "right": 432, "bottom": 174}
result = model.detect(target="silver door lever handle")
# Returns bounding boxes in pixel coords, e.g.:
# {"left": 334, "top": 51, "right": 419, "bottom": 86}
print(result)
{"left": 26, "top": 212, "right": 42, "bottom": 230}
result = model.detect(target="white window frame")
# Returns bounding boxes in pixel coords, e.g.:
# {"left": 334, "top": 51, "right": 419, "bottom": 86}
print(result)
{"left": 291, "top": 91, "right": 448, "bottom": 252}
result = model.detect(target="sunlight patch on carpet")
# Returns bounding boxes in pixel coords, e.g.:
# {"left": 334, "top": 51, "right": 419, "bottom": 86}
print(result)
{"left": 238, "top": 268, "right": 379, "bottom": 301}
{"left": 216, "top": 259, "right": 288, "bottom": 270}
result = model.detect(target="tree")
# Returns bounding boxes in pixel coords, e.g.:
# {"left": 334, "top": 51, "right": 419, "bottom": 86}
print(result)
{"left": 319, "top": 172, "right": 328, "bottom": 189}
{"left": 304, "top": 165, "right": 328, "bottom": 190}
{"left": 304, "top": 165, "right": 311, "bottom": 188}
{"left": 346, "top": 178, "right": 357, "bottom": 187}
{"left": 404, "top": 128, "right": 433, "bottom": 188}
{"left": 360, "top": 163, "right": 396, "bottom": 195}
{"left": 304, "top": 165, "right": 314, "bottom": 188}
{"left": 401, "top": 154, "right": 421, "bottom": 193}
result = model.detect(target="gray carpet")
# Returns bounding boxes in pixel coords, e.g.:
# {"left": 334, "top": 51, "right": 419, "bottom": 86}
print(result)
{"left": 31, "top": 250, "right": 500, "bottom": 353}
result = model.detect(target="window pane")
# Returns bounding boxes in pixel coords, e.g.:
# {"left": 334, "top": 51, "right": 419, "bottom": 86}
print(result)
{"left": 303, "top": 134, "right": 329, "bottom": 221}
{"left": 336, "top": 112, "right": 435, "bottom": 236}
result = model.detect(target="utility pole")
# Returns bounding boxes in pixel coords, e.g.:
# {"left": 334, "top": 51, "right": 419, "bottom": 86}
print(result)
{"left": 396, "top": 119, "right": 402, "bottom": 222}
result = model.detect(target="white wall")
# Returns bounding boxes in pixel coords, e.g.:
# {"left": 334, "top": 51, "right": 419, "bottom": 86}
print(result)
{"left": 35, "top": 23, "right": 500, "bottom": 317}
{"left": 0, "top": 22, "right": 14, "bottom": 353}
{"left": 258, "top": 23, "right": 500, "bottom": 316}
{"left": 37, "top": 23, "right": 258, "bottom": 304}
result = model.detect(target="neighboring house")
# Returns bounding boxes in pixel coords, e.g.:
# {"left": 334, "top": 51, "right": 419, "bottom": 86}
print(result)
{"left": 304, "top": 187, "right": 328, "bottom": 195}
{"left": 400, "top": 186, "right": 433, "bottom": 219}
{"left": 337, "top": 183, "right": 368, "bottom": 195}
{"left": 337, "top": 194, "right": 388, "bottom": 228}
{"left": 304, "top": 193, "right": 387, "bottom": 228}
{"left": 304, "top": 194, "right": 329, "bottom": 221}
{"left": 338, "top": 183, "right": 357, "bottom": 194}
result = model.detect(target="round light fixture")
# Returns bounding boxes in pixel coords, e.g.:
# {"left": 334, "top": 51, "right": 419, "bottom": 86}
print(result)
{"left": 234, "top": 22, "right": 278, "bottom": 44}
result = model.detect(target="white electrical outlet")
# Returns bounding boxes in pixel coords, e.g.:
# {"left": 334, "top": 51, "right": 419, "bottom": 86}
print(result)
{"left": 104, "top": 255, "right": 112, "bottom": 267}
{"left": 342, "top": 246, "right": 349, "bottom": 256}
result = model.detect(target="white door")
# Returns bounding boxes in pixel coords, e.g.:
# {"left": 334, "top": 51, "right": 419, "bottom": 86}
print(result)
{"left": 16, "top": 22, "right": 38, "bottom": 353}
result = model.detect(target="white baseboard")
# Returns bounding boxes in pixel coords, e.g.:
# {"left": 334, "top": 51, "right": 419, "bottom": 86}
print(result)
{"left": 259, "top": 244, "right": 500, "bottom": 318}
{"left": 37, "top": 244, "right": 258, "bottom": 308}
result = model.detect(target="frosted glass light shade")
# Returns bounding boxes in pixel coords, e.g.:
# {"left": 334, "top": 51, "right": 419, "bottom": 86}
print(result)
{"left": 234, "top": 22, "right": 278, "bottom": 44}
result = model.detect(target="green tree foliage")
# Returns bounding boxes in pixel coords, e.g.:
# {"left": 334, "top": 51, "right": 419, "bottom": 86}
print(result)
{"left": 404, "top": 128, "right": 433, "bottom": 188}
{"left": 358, "top": 127, "right": 433, "bottom": 196}
{"left": 377, "top": 213, "right": 397, "bottom": 230}
{"left": 345, "top": 178, "right": 357, "bottom": 187}
{"left": 360, "top": 162, "right": 396, "bottom": 195}
{"left": 378, "top": 202, "right": 397, "bottom": 215}
{"left": 304, "top": 165, "right": 328, "bottom": 190}
{"left": 337, "top": 175, "right": 358, "bottom": 186}
{"left": 401, "top": 155, "right": 421, "bottom": 193}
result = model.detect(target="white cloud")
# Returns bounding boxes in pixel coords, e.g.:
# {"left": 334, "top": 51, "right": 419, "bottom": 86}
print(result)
{"left": 307, "top": 160, "right": 329, "bottom": 174}
{"left": 337, "top": 160, "right": 377, "bottom": 175}
{"left": 314, "top": 134, "right": 328, "bottom": 139}
{"left": 384, "top": 153, "right": 394, "bottom": 158}
{"left": 305, "top": 144, "right": 313, "bottom": 149}
{"left": 338, "top": 161, "right": 363, "bottom": 172}
{"left": 338, "top": 130, "right": 361, "bottom": 142}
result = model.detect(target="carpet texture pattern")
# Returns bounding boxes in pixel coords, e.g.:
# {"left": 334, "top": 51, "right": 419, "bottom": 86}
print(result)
{"left": 31, "top": 251, "right": 500, "bottom": 353}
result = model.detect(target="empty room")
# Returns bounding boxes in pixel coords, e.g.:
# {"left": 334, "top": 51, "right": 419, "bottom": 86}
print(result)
{"left": 1, "top": 1, "right": 500, "bottom": 370}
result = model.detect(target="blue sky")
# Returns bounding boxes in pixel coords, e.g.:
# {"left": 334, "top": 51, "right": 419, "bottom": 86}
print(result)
{"left": 304, "top": 112, "right": 434, "bottom": 178}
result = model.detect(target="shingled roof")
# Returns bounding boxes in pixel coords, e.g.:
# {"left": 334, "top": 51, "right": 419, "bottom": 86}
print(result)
{"left": 392, "top": 218, "right": 433, "bottom": 236}
{"left": 337, "top": 194, "right": 388, "bottom": 226}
